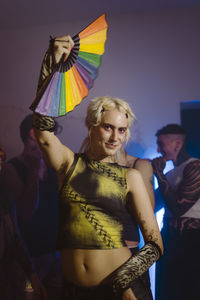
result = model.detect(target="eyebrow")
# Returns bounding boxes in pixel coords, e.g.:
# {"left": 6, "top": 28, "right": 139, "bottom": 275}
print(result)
{"left": 103, "top": 123, "right": 127, "bottom": 129}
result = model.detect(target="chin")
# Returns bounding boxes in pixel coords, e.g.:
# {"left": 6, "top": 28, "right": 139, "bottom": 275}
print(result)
{"left": 105, "top": 148, "right": 118, "bottom": 156}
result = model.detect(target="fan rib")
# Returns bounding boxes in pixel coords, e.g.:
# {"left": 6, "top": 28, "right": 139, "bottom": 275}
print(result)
{"left": 30, "top": 13, "right": 107, "bottom": 117}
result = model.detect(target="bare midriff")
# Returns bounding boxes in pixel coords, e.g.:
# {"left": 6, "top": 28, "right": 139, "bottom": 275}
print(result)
{"left": 60, "top": 247, "right": 131, "bottom": 287}
{"left": 125, "top": 240, "right": 139, "bottom": 248}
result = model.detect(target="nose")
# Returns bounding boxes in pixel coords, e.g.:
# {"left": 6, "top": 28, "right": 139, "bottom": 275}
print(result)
{"left": 110, "top": 129, "right": 117, "bottom": 141}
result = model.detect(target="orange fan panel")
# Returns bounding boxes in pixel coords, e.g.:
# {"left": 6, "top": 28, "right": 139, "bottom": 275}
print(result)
{"left": 79, "top": 14, "right": 108, "bottom": 39}
{"left": 68, "top": 69, "right": 82, "bottom": 105}
{"left": 71, "top": 66, "right": 88, "bottom": 99}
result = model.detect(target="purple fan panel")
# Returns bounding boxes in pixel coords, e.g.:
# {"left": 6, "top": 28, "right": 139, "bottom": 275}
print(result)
{"left": 36, "top": 72, "right": 60, "bottom": 115}
{"left": 49, "top": 72, "right": 63, "bottom": 117}
{"left": 74, "top": 62, "right": 94, "bottom": 89}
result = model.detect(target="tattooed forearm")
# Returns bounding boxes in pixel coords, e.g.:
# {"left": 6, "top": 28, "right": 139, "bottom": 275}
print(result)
{"left": 107, "top": 241, "right": 162, "bottom": 295}
{"left": 138, "top": 214, "right": 158, "bottom": 243}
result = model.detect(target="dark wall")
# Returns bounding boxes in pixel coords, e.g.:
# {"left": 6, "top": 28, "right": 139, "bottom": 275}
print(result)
{"left": 180, "top": 101, "right": 200, "bottom": 159}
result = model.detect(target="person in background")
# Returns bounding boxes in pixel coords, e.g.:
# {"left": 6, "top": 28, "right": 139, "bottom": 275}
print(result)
{"left": 0, "top": 115, "right": 62, "bottom": 300}
{"left": 0, "top": 145, "right": 46, "bottom": 300}
{"left": 31, "top": 34, "right": 163, "bottom": 300}
{"left": 152, "top": 124, "right": 200, "bottom": 300}
{"left": 116, "top": 147, "right": 155, "bottom": 299}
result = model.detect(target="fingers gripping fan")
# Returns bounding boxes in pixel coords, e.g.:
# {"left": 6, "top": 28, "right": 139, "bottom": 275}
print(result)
{"left": 30, "top": 14, "right": 108, "bottom": 117}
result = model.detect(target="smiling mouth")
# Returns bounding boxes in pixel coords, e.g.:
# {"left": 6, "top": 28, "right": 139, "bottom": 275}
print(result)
{"left": 106, "top": 143, "right": 118, "bottom": 149}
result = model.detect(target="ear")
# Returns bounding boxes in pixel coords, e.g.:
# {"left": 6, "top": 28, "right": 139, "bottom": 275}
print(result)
{"left": 175, "top": 139, "right": 183, "bottom": 152}
{"left": 29, "top": 128, "right": 36, "bottom": 141}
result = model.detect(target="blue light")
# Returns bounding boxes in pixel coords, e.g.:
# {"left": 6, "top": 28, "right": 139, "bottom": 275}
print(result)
{"left": 156, "top": 207, "right": 165, "bottom": 231}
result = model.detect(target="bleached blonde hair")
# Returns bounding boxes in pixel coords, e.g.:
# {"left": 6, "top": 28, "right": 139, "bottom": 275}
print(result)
{"left": 79, "top": 96, "right": 136, "bottom": 153}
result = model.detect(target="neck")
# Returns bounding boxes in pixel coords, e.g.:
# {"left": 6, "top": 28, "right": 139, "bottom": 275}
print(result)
{"left": 85, "top": 149, "right": 116, "bottom": 163}
{"left": 174, "top": 144, "right": 190, "bottom": 166}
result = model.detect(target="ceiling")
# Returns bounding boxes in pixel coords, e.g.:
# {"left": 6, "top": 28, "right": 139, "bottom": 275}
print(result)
{"left": 0, "top": 0, "right": 200, "bottom": 30}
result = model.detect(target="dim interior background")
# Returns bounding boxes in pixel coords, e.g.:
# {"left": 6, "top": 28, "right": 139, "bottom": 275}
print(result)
{"left": 1, "top": 0, "right": 200, "bottom": 298}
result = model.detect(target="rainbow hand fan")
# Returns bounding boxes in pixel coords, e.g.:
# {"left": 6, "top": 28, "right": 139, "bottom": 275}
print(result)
{"left": 30, "top": 13, "right": 108, "bottom": 117}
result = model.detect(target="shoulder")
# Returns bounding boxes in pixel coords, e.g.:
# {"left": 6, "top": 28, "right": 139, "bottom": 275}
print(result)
{"left": 126, "top": 168, "right": 148, "bottom": 195}
{"left": 186, "top": 158, "right": 200, "bottom": 167}
{"left": 134, "top": 158, "right": 152, "bottom": 168}
{"left": 0, "top": 159, "right": 25, "bottom": 194}
{"left": 184, "top": 158, "right": 200, "bottom": 170}
{"left": 1, "top": 159, "right": 21, "bottom": 176}
{"left": 134, "top": 158, "right": 153, "bottom": 175}
{"left": 183, "top": 159, "right": 200, "bottom": 176}
{"left": 127, "top": 168, "right": 143, "bottom": 182}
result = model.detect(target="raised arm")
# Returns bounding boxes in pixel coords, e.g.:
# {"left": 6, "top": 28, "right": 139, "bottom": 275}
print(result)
{"left": 33, "top": 118, "right": 74, "bottom": 174}
{"left": 33, "top": 35, "right": 75, "bottom": 176}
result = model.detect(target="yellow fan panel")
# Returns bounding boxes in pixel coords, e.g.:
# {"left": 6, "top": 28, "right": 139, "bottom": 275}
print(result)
{"left": 79, "top": 43, "right": 105, "bottom": 55}
{"left": 80, "top": 29, "right": 107, "bottom": 45}
{"left": 65, "top": 72, "right": 75, "bottom": 112}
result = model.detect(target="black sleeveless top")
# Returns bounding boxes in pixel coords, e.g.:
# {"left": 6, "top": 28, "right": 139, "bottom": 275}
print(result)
{"left": 57, "top": 154, "right": 128, "bottom": 249}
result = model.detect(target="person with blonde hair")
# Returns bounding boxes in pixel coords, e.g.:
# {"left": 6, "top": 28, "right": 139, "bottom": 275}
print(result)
{"left": 81, "top": 99, "right": 155, "bottom": 299}
{"left": 79, "top": 96, "right": 135, "bottom": 154}
{"left": 32, "top": 35, "right": 163, "bottom": 300}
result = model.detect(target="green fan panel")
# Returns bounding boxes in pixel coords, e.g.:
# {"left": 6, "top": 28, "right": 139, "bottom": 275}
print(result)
{"left": 59, "top": 75, "right": 66, "bottom": 116}
{"left": 78, "top": 51, "right": 101, "bottom": 67}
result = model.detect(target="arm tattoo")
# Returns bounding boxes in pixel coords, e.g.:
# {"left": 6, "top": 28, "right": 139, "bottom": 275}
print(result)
{"left": 178, "top": 160, "right": 200, "bottom": 201}
{"left": 110, "top": 241, "right": 162, "bottom": 295}
{"left": 157, "top": 160, "right": 200, "bottom": 216}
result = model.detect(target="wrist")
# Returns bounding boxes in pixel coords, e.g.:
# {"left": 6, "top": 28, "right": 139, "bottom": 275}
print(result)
{"left": 156, "top": 171, "right": 166, "bottom": 183}
{"left": 33, "top": 113, "right": 55, "bottom": 131}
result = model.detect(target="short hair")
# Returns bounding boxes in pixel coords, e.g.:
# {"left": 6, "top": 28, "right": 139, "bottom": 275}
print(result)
{"left": 20, "top": 114, "right": 62, "bottom": 143}
{"left": 85, "top": 96, "right": 136, "bottom": 142}
{"left": 155, "top": 124, "right": 187, "bottom": 137}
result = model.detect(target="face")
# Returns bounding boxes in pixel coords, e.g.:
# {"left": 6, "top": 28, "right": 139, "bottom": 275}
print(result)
{"left": 157, "top": 134, "right": 177, "bottom": 161}
{"left": 89, "top": 109, "right": 128, "bottom": 160}
{"left": 24, "top": 129, "right": 41, "bottom": 159}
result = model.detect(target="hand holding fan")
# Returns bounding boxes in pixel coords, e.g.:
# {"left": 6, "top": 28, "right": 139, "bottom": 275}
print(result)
{"left": 30, "top": 14, "right": 108, "bottom": 117}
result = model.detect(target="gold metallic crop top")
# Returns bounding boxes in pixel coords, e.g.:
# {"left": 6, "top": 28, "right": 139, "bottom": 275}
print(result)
{"left": 57, "top": 154, "right": 128, "bottom": 249}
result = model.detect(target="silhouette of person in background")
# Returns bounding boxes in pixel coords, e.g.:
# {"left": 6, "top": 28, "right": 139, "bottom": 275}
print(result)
{"left": 152, "top": 124, "right": 200, "bottom": 300}
{"left": 0, "top": 190, "right": 47, "bottom": 300}
{"left": 0, "top": 115, "right": 62, "bottom": 300}
{"left": 0, "top": 145, "right": 46, "bottom": 300}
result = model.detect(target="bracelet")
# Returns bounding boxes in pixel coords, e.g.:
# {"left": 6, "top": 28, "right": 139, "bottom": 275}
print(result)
{"left": 33, "top": 113, "right": 55, "bottom": 132}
